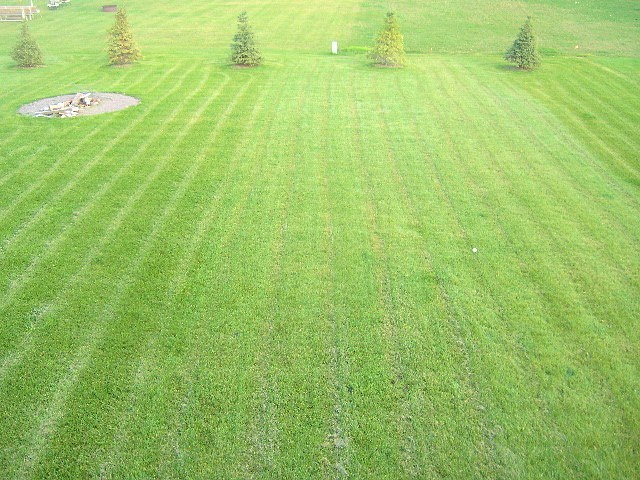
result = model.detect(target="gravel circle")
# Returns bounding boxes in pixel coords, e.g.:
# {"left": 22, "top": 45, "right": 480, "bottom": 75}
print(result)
{"left": 18, "top": 92, "right": 140, "bottom": 117}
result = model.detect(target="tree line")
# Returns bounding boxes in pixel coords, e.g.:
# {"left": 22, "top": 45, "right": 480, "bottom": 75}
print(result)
{"left": 11, "top": 10, "right": 540, "bottom": 71}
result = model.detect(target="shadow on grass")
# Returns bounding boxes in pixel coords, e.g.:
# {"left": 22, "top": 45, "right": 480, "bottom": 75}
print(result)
{"left": 494, "top": 64, "right": 522, "bottom": 72}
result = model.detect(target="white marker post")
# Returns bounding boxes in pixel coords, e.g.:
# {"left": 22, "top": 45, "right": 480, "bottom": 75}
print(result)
{"left": 331, "top": 41, "right": 338, "bottom": 55}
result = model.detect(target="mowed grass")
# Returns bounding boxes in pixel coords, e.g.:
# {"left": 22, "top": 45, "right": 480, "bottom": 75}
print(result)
{"left": 0, "top": 0, "right": 639, "bottom": 478}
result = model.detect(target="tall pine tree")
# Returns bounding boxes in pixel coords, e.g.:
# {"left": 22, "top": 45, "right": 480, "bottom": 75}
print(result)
{"left": 107, "top": 7, "right": 141, "bottom": 66}
{"left": 368, "top": 12, "right": 406, "bottom": 67}
{"left": 505, "top": 17, "right": 540, "bottom": 70}
{"left": 12, "top": 21, "right": 43, "bottom": 68}
{"left": 230, "top": 12, "right": 263, "bottom": 67}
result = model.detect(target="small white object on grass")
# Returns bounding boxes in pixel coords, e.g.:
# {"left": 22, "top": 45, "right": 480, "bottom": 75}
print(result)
{"left": 332, "top": 41, "right": 338, "bottom": 55}
{"left": 472, "top": 247, "right": 478, "bottom": 253}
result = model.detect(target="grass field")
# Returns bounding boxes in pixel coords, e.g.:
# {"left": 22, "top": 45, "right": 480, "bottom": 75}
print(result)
{"left": 1, "top": 0, "right": 639, "bottom": 478}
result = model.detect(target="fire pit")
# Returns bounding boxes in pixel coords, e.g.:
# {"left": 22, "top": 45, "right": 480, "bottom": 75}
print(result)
{"left": 18, "top": 92, "right": 140, "bottom": 118}
{"left": 31, "top": 92, "right": 100, "bottom": 118}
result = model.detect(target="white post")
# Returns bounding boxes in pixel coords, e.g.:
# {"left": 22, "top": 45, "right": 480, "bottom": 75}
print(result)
{"left": 331, "top": 41, "right": 338, "bottom": 55}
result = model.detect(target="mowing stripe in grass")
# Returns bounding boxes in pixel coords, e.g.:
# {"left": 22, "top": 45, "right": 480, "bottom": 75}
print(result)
{"left": 402, "top": 58, "right": 596, "bottom": 474}
{"left": 436, "top": 65, "right": 640, "bottom": 439}
{"left": 0, "top": 60, "right": 99, "bottom": 109}
{"left": 365, "top": 68, "right": 501, "bottom": 477}
{"left": 98, "top": 71, "right": 272, "bottom": 479}
{"left": 236, "top": 69, "right": 319, "bottom": 477}
{"left": 95, "top": 339, "right": 159, "bottom": 479}
{"left": 418, "top": 62, "right": 576, "bottom": 476}
{"left": 317, "top": 65, "right": 353, "bottom": 479}
{"left": 380, "top": 68, "right": 505, "bottom": 476}
{"left": 453, "top": 61, "right": 640, "bottom": 339}
{"left": 0, "top": 62, "right": 217, "bottom": 427}
{"left": 0, "top": 64, "right": 162, "bottom": 228}
{"left": 471, "top": 58, "right": 639, "bottom": 314}
{"left": 416, "top": 58, "right": 636, "bottom": 478}
{"left": 445, "top": 59, "right": 640, "bottom": 281}
{"left": 463, "top": 60, "right": 640, "bottom": 211}
{"left": 28, "top": 75, "right": 258, "bottom": 479}
{"left": 148, "top": 78, "right": 265, "bottom": 475}
{"left": 0, "top": 65, "right": 198, "bottom": 360}
{"left": 365, "top": 74, "right": 433, "bottom": 477}
{"left": 525, "top": 72, "right": 640, "bottom": 184}
{"left": 0, "top": 145, "right": 50, "bottom": 191}
{"left": 561, "top": 66, "right": 640, "bottom": 134}
{"left": 155, "top": 77, "right": 287, "bottom": 479}
{"left": 0, "top": 66, "right": 231, "bottom": 381}
{"left": 77, "top": 73, "right": 258, "bottom": 474}
{"left": 326, "top": 70, "right": 401, "bottom": 476}
{"left": 467, "top": 62, "right": 640, "bottom": 245}
{"left": 11, "top": 77, "right": 255, "bottom": 479}
{"left": 320, "top": 66, "right": 376, "bottom": 477}
{"left": 0, "top": 68, "right": 170, "bottom": 243}
{"left": 0, "top": 64, "right": 191, "bottom": 312}
{"left": 441, "top": 61, "right": 633, "bottom": 285}
{"left": 259, "top": 68, "right": 359, "bottom": 477}
{"left": 0, "top": 61, "right": 151, "bottom": 198}
{"left": 171, "top": 76, "right": 276, "bottom": 475}
{"left": 0, "top": 64, "right": 204, "bottom": 376}
{"left": 337, "top": 72, "right": 404, "bottom": 475}
{"left": 538, "top": 73, "right": 639, "bottom": 177}
{"left": 0, "top": 67, "right": 173, "bottom": 217}
{"left": 0, "top": 130, "right": 30, "bottom": 158}
{"left": 0, "top": 1, "right": 637, "bottom": 477}
{"left": 337, "top": 68, "right": 451, "bottom": 476}
{"left": 432, "top": 62, "right": 590, "bottom": 473}
{"left": 581, "top": 57, "right": 640, "bottom": 93}
{"left": 128, "top": 80, "right": 297, "bottom": 477}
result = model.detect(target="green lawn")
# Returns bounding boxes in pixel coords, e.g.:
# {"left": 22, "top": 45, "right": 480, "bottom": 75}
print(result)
{"left": 1, "top": 0, "right": 639, "bottom": 478}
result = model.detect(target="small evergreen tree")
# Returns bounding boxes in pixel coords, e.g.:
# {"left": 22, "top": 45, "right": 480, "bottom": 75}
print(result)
{"left": 107, "top": 7, "right": 141, "bottom": 65}
{"left": 12, "top": 21, "right": 43, "bottom": 68}
{"left": 368, "top": 12, "right": 406, "bottom": 67}
{"left": 505, "top": 17, "right": 540, "bottom": 70}
{"left": 230, "top": 11, "right": 263, "bottom": 66}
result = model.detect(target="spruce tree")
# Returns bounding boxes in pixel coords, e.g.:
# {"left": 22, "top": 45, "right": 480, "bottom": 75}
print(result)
{"left": 230, "top": 11, "right": 263, "bottom": 67}
{"left": 107, "top": 7, "right": 141, "bottom": 66}
{"left": 505, "top": 17, "right": 541, "bottom": 70}
{"left": 368, "top": 12, "right": 406, "bottom": 67}
{"left": 12, "top": 21, "right": 43, "bottom": 68}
